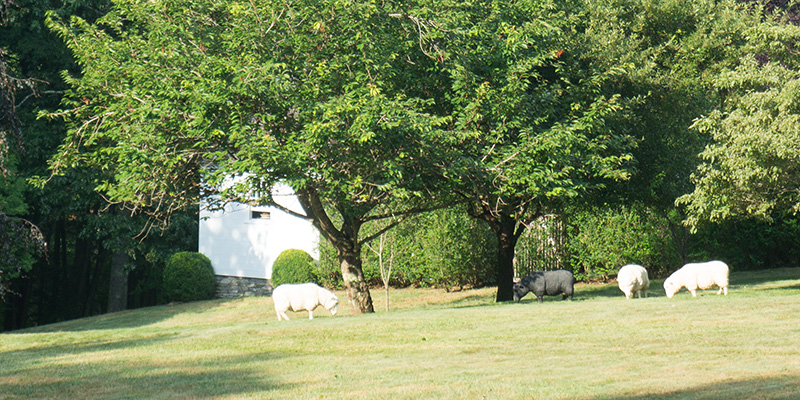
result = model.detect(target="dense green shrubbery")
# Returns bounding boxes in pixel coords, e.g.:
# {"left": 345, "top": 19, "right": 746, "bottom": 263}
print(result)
{"left": 315, "top": 243, "right": 344, "bottom": 289}
{"left": 311, "top": 205, "right": 800, "bottom": 289}
{"left": 271, "top": 249, "right": 318, "bottom": 286}
{"left": 392, "top": 208, "right": 496, "bottom": 289}
{"left": 316, "top": 207, "right": 496, "bottom": 289}
{"left": 567, "top": 205, "right": 681, "bottom": 280}
{"left": 689, "top": 217, "right": 800, "bottom": 271}
{"left": 162, "top": 252, "right": 216, "bottom": 302}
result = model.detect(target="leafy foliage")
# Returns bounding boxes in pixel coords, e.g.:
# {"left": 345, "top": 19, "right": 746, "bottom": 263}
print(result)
{"left": 415, "top": 0, "right": 646, "bottom": 300}
{"left": 567, "top": 205, "right": 681, "bottom": 280}
{"left": 270, "top": 249, "right": 317, "bottom": 287}
{"left": 316, "top": 206, "right": 496, "bottom": 289}
{"left": 162, "top": 252, "right": 216, "bottom": 302}
{"left": 0, "top": 212, "right": 45, "bottom": 297}
{"left": 678, "top": 5, "right": 800, "bottom": 225}
{"left": 387, "top": 207, "right": 496, "bottom": 289}
{"left": 689, "top": 217, "right": 800, "bottom": 271}
{"left": 43, "top": 0, "right": 456, "bottom": 313}
{"left": 23, "top": 0, "right": 800, "bottom": 322}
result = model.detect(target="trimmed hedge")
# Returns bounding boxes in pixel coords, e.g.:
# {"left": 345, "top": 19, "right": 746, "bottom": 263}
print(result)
{"left": 163, "top": 252, "right": 217, "bottom": 302}
{"left": 271, "top": 249, "right": 317, "bottom": 286}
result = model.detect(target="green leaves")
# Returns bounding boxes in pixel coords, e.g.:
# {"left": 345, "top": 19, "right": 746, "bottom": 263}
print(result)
{"left": 679, "top": 18, "right": 800, "bottom": 226}
{"left": 430, "top": 0, "right": 637, "bottom": 225}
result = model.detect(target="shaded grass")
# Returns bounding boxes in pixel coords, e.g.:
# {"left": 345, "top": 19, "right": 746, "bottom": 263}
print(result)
{"left": 2, "top": 268, "right": 800, "bottom": 399}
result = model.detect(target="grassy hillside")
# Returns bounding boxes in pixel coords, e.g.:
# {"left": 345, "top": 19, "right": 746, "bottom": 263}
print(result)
{"left": 2, "top": 268, "right": 800, "bottom": 399}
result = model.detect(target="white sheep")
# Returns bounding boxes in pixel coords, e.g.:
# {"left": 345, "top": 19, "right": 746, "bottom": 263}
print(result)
{"left": 272, "top": 283, "right": 339, "bottom": 321}
{"left": 663, "top": 260, "right": 729, "bottom": 299}
{"left": 617, "top": 264, "right": 650, "bottom": 299}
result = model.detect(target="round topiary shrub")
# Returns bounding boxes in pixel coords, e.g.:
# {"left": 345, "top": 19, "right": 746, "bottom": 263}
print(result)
{"left": 271, "top": 249, "right": 317, "bottom": 286}
{"left": 163, "top": 252, "right": 217, "bottom": 302}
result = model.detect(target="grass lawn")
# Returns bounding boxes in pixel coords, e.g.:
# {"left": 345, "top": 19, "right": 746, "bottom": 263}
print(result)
{"left": 2, "top": 268, "right": 800, "bottom": 399}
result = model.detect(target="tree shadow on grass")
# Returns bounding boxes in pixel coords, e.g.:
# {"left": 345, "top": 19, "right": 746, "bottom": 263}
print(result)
{"left": 1, "top": 350, "right": 295, "bottom": 399}
{"left": 2, "top": 323, "right": 296, "bottom": 399}
{"left": 574, "top": 279, "right": 668, "bottom": 300}
{"left": 729, "top": 267, "right": 800, "bottom": 294}
{"left": 15, "top": 299, "right": 232, "bottom": 333}
{"left": 595, "top": 375, "right": 800, "bottom": 400}
{"left": 2, "top": 331, "right": 180, "bottom": 362}
{"left": 444, "top": 293, "right": 496, "bottom": 308}
{"left": 576, "top": 267, "right": 800, "bottom": 300}
{"left": 730, "top": 267, "right": 800, "bottom": 285}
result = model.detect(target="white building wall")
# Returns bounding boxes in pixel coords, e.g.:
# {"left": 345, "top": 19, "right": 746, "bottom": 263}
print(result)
{"left": 198, "top": 183, "right": 319, "bottom": 280}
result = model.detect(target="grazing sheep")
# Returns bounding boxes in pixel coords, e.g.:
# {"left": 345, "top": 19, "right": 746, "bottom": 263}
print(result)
{"left": 513, "top": 270, "right": 575, "bottom": 303}
{"left": 617, "top": 264, "right": 650, "bottom": 299}
{"left": 272, "top": 283, "right": 339, "bottom": 321}
{"left": 663, "top": 260, "right": 729, "bottom": 299}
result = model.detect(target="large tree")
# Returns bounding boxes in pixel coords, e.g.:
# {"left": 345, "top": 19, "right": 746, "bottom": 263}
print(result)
{"left": 2, "top": 0, "right": 207, "bottom": 331}
{"left": 44, "top": 0, "right": 451, "bottom": 313}
{"left": 678, "top": 14, "right": 800, "bottom": 225}
{"left": 415, "top": 0, "right": 637, "bottom": 301}
{"left": 586, "top": 0, "right": 766, "bottom": 263}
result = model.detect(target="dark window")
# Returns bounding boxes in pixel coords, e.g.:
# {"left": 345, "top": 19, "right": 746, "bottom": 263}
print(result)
{"left": 251, "top": 210, "right": 271, "bottom": 220}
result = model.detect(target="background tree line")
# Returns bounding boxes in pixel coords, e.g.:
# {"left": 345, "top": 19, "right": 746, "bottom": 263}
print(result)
{"left": 1, "top": 0, "right": 799, "bottom": 330}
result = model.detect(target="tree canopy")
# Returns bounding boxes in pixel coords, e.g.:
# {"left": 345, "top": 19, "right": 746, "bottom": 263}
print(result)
{"left": 415, "top": 0, "right": 640, "bottom": 300}
{"left": 44, "top": 0, "right": 454, "bottom": 312}
{"left": 26, "top": 0, "right": 800, "bottom": 318}
{"left": 679, "top": 16, "right": 800, "bottom": 225}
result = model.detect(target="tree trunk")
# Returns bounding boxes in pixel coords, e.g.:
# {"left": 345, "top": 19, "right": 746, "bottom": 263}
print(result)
{"left": 468, "top": 205, "right": 528, "bottom": 302}
{"left": 338, "top": 244, "right": 374, "bottom": 314}
{"left": 107, "top": 250, "right": 129, "bottom": 313}
{"left": 74, "top": 237, "right": 91, "bottom": 316}
{"left": 84, "top": 249, "right": 104, "bottom": 317}
{"left": 494, "top": 217, "right": 522, "bottom": 302}
{"left": 667, "top": 216, "right": 689, "bottom": 266}
{"left": 294, "top": 185, "right": 375, "bottom": 314}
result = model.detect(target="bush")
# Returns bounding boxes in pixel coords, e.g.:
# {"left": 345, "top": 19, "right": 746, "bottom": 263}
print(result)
{"left": 567, "top": 205, "right": 680, "bottom": 281}
{"left": 162, "top": 252, "right": 217, "bottom": 302}
{"left": 316, "top": 243, "right": 344, "bottom": 289}
{"left": 271, "top": 249, "right": 318, "bottom": 286}
{"left": 395, "top": 208, "right": 496, "bottom": 289}
{"left": 316, "top": 206, "right": 497, "bottom": 289}
{"left": 689, "top": 217, "right": 800, "bottom": 271}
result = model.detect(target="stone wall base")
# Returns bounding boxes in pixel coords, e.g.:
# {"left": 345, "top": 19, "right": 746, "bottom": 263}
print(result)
{"left": 216, "top": 275, "right": 273, "bottom": 298}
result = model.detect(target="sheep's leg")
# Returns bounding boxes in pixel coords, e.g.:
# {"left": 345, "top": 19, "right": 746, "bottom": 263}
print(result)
{"left": 279, "top": 311, "right": 290, "bottom": 321}
{"left": 718, "top": 286, "right": 728, "bottom": 295}
{"left": 308, "top": 310, "right": 314, "bottom": 319}
{"left": 689, "top": 289, "right": 697, "bottom": 297}
{"left": 642, "top": 289, "right": 647, "bottom": 298}
{"left": 537, "top": 296, "right": 544, "bottom": 303}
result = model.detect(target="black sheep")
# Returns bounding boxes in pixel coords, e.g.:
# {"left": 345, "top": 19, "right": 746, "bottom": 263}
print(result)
{"left": 513, "top": 270, "right": 575, "bottom": 303}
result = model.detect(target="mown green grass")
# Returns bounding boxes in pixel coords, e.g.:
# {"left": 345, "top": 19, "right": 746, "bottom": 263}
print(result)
{"left": 2, "top": 268, "right": 800, "bottom": 399}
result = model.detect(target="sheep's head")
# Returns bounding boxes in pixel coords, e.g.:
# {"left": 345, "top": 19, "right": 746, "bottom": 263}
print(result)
{"left": 663, "top": 277, "right": 680, "bottom": 299}
{"left": 324, "top": 294, "right": 339, "bottom": 315}
{"left": 512, "top": 282, "right": 529, "bottom": 302}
